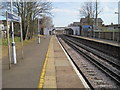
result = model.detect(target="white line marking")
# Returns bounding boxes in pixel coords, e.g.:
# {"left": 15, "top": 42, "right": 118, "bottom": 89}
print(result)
{"left": 56, "top": 36, "right": 90, "bottom": 89}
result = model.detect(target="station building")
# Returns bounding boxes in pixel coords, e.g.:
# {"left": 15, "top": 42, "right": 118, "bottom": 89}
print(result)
{"left": 65, "top": 22, "right": 80, "bottom": 35}
{"left": 54, "top": 27, "right": 65, "bottom": 35}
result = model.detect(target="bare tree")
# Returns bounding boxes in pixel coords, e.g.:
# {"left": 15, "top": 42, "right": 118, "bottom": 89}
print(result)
{"left": 41, "top": 16, "right": 53, "bottom": 28}
{"left": 80, "top": 2, "right": 95, "bottom": 25}
{"left": 0, "top": 0, "right": 52, "bottom": 40}
{"left": 14, "top": 0, "right": 52, "bottom": 40}
{"left": 79, "top": 1, "right": 102, "bottom": 37}
{"left": 79, "top": 1, "right": 102, "bottom": 26}
{"left": 38, "top": 16, "right": 53, "bottom": 35}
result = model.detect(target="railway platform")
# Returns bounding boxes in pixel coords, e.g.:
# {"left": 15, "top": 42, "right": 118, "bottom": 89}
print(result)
{"left": 2, "top": 36, "right": 51, "bottom": 88}
{"left": 71, "top": 35, "right": 120, "bottom": 47}
{"left": 38, "top": 35, "right": 86, "bottom": 88}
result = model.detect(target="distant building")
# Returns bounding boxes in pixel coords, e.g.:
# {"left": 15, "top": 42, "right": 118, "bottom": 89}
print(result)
{"left": 79, "top": 18, "right": 103, "bottom": 36}
{"left": 65, "top": 27, "right": 80, "bottom": 35}
{"left": 0, "top": 20, "right": 11, "bottom": 38}
{"left": 104, "top": 24, "right": 120, "bottom": 30}
{"left": 80, "top": 18, "right": 103, "bottom": 26}
{"left": 68, "top": 22, "right": 80, "bottom": 27}
{"left": 39, "top": 16, "right": 54, "bottom": 35}
{"left": 0, "top": 20, "right": 21, "bottom": 38}
{"left": 0, "top": 20, "right": 4, "bottom": 30}
{"left": 65, "top": 22, "right": 80, "bottom": 35}
{"left": 54, "top": 27, "right": 65, "bottom": 35}
{"left": 0, "top": 20, "right": 4, "bottom": 38}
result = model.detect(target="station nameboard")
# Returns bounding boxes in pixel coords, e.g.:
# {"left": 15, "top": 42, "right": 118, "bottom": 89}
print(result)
{"left": 8, "top": 12, "right": 21, "bottom": 22}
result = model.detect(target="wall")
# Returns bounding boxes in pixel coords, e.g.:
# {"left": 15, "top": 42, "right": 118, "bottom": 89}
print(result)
{"left": 55, "top": 30, "right": 64, "bottom": 35}
{"left": 68, "top": 26, "right": 80, "bottom": 35}
{"left": 44, "top": 28, "right": 54, "bottom": 35}
{"left": 93, "top": 31, "right": 120, "bottom": 41}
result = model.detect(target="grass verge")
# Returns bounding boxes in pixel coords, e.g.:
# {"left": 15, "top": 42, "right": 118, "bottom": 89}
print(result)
{"left": 1, "top": 36, "right": 38, "bottom": 58}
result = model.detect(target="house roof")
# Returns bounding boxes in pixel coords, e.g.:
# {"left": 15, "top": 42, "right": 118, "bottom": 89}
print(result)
{"left": 55, "top": 27, "right": 65, "bottom": 30}
{"left": 105, "top": 24, "right": 119, "bottom": 27}
{"left": 68, "top": 22, "right": 80, "bottom": 27}
{"left": 80, "top": 18, "right": 103, "bottom": 23}
{"left": 73, "top": 22, "right": 80, "bottom": 25}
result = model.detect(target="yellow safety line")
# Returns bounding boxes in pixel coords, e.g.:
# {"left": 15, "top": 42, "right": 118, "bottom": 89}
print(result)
{"left": 38, "top": 38, "right": 51, "bottom": 89}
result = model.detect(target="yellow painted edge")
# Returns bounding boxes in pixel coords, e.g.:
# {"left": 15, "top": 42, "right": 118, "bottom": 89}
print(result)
{"left": 38, "top": 37, "right": 51, "bottom": 89}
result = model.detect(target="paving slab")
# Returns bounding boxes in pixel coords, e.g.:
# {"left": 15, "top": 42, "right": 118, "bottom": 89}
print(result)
{"left": 2, "top": 36, "right": 51, "bottom": 88}
{"left": 43, "top": 37, "right": 57, "bottom": 88}
{"left": 43, "top": 36, "right": 85, "bottom": 88}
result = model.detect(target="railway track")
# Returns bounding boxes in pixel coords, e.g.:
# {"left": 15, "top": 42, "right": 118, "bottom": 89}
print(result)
{"left": 57, "top": 35, "right": 120, "bottom": 88}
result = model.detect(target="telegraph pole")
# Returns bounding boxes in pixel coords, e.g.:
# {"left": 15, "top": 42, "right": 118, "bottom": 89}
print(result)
{"left": 96, "top": 0, "right": 98, "bottom": 29}
{"left": 11, "top": 0, "right": 17, "bottom": 64}
{"left": 93, "top": 0, "right": 98, "bottom": 38}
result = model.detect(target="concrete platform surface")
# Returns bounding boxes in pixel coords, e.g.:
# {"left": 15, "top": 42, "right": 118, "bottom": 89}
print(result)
{"left": 41, "top": 36, "right": 85, "bottom": 88}
{"left": 2, "top": 36, "right": 51, "bottom": 88}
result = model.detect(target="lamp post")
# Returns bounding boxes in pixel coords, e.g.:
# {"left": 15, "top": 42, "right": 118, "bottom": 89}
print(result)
{"left": 115, "top": 11, "right": 120, "bottom": 42}
{"left": 11, "top": 0, "right": 17, "bottom": 64}
{"left": 38, "top": 19, "right": 40, "bottom": 44}
{"left": 115, "top": 1, "right": 120, "bottom": 42}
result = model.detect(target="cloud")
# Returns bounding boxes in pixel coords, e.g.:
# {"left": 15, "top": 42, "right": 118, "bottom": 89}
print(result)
{"left": 52, "top": 8, "right": 79, "bottom": 15}
{"left": 0, "top": 0, "right": 119, "bottom": 2}
{"left": 100, "top": 13, "right": 117, "bottom": 24}
{"left": 48, "top": 0, "right": 120, "bottom": 2}
{"left": 104, "top": 6, "right": 110, "bottom": 12}
{"left": 103, "top": 6, "right": 118, "bottom": 14}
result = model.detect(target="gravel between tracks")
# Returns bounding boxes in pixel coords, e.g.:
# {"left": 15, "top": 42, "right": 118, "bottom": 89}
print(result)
{"left": 59, "top": 37, "right": 119, "bottom": 89}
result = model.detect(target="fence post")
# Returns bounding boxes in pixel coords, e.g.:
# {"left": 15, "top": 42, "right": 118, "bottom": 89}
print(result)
{"left": 113, "top": 31, "right": 115, "bottom": 41}
{"left": 93, "top": 31, "right": 95, "bottom": 38}
{"left": 20, "top": 22, "right": 24, "bottom": 59}
{"left": 99, "top": 31, "right": 100, "bottom": 39}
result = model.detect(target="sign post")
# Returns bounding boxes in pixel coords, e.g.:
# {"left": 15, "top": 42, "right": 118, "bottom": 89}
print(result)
{"left": 6, "top": 11, "right": 11, "bottom": 69}
{"left": 7, "top": 12, "right": 23, "bottom": 65}
{"left": 6, "top": 0, "right": 23, "bottom": 68}
{"left": 10, "top": 0, "right": 17, "bottom": 64}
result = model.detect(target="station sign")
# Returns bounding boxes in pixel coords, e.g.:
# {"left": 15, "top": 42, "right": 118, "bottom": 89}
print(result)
{"left": 8, "top": 12, "right": 21, "bottom": 23}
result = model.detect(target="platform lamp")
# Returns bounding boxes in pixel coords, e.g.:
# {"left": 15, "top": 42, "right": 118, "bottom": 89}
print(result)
{"left": 115, "top": 2, "right": 120, "bottom": 42}
{"left": 38, "top": 18, "right": 42, "bottom": 44}
{"left": 38, "top": 19, "right": 40, "bottom": 44}
{"left": 115, "top": 12, "right": 119, "bottom": 42}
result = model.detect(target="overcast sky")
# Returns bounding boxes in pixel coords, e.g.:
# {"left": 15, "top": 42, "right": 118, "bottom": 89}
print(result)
{"left": 0, "top": 0, "right": 119, "bottom": 27}
{"left": 52, "top": 1, "right": 119, "bottom": 27}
